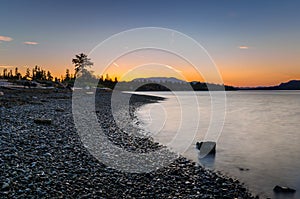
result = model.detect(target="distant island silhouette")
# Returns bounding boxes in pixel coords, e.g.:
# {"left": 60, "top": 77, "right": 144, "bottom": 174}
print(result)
{"left": 126, "top": 77, "right": 300, "bottom": 91}
{"left": 238, "top": 80, "right": 300, "bottom": 90}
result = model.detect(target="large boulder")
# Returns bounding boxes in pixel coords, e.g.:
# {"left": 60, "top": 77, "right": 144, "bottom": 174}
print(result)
{"left": 273, "top": 185, "right": 296, "bottom": 193}
{"left": 196, "top": 141, "right": 216, "bottom": 157}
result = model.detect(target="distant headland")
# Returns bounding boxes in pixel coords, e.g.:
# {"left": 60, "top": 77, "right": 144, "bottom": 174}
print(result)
{"left": 125, "top": 77, "right": 300, "bottom": 91}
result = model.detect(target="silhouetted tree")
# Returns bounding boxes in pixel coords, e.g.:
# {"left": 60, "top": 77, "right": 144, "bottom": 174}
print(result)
{"left": 47, "top": 71, "right": 53, "bottom": 81}
{"left": 9, "top": 70, "right": 13, "bottom": 78}
{"left": 99, "top": 75, "right": 104, "bottom": 82}
{"left": 65, "top": 69, "right": 71, "bottom": 81}
{"left": 13, "top": 67, "right": 22, "bottom": 80}
{"left": 31, "top": 65, "right": 48, "bottom": 81}
{"left": 72, "top": 53, "right": 93, "bottom": 77}
{"left": 3, "top": 68, "right": 7, "bottom": 78}
{"left": 24, "top": 68, "right": 31, "bottom": 79}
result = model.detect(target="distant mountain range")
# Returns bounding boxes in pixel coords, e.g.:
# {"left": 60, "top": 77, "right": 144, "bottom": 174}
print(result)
{"left": 132, "top": 77, "right": 185, "bottom": 84}
{"left": 239, "top": 80, "right": 300, "bottom": 90}
{"left": 129, "top": 77, "right": 235, "bottom": 91}
{"left": 128, "top": 78, "right": 300, "bottom": 91}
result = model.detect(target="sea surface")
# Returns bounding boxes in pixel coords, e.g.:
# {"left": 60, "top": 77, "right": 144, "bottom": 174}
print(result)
{"left": 136, "top": 91, "right": 300, "bottom": 199}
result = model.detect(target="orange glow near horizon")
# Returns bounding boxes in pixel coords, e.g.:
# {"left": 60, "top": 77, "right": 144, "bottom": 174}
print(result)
{"left": 92, "top": 48, "right": 300, "bottom": 87}
{"left": 95, "top": 49, "right": 206, "bottom": 83}
{"left": 1, "top": 49, "right": 300, "bottom": 87}
{"left": 1, "top": 60, "right": 300, "bottom": 87}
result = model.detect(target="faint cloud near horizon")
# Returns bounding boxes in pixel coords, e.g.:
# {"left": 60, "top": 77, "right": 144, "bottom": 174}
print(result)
{"left": 239, "top": 45, "right": 249, "bottom": 50}
{"left": 113, "top": 62, "right": 120, "bottom": 67}
{"left": 0, "top": 35, "right": 13, "bottom": 42}
{"left": 24, "top": 41, "right": 39, "bottom": 45}
{"left": 165, "top": 64, "right": 182, "bottom": 74}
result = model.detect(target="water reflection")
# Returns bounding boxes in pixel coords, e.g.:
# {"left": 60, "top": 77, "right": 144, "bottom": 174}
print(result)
{"left": 273, "top": 192, "right": 296, "bottom": 199}
{"left": 198, "top": 153, "right": 215, "bottom": 169}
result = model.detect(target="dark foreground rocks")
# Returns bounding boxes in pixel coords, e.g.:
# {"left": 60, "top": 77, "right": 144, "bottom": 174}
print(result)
{"left": 0, "top": 88, "right": 256, "bottom": 198}
{"left": 33, "top": 118, "right": 52, "bottom": 125}
{"left": 273, "top": 185, "right": 296, "bottom": 193}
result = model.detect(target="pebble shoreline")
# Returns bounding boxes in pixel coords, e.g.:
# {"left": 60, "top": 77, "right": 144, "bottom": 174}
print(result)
{"left": 0, "top": 88, "right": 257, "bottom": 198}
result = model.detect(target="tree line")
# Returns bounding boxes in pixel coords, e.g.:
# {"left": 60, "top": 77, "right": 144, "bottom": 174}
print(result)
{"left": 0, "top": 53, "right": 118, "bottom": 88}
{"left": 0, "top": 65, "right": 75, "bottom": 83}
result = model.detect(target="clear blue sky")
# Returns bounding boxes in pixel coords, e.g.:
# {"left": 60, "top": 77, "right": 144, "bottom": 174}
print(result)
{"left": 1, "top": 0, "right": 300, "bottom": 86}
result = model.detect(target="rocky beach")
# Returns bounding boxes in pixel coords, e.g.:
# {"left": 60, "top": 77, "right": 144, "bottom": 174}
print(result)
{"left": 0, "top": 88, "right": 256, "bottom": 198}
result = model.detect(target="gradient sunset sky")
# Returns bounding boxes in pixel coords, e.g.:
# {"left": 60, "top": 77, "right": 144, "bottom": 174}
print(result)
{"left": 0, "top": 0, "right": 299, "bottom": 86}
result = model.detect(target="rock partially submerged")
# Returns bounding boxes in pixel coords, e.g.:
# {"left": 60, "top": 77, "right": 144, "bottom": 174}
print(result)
{"left": 238, "top": 167, "right": 250, "bottom": 171}
{"left": 273, "top": 185, "right": 296, "bottom": 193}
{"left": 196, "top": 141, "right": 216, "bottom": 157}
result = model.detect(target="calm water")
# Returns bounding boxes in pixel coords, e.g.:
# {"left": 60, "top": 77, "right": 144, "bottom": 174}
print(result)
{"left": 136, "top": 91, "right": 300, "bottom": 199}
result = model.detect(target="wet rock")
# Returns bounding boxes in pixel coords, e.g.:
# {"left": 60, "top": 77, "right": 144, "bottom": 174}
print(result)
{"left": 55, "top": 107, "right": 65, "bottom": 112}
{"left": 34, "top": 118, "right": 52, "bottom": 125}
{"left": 196, "top": 141, "right": 216, "bottom": 157}
{"left": 1, "top": 182, "right": 10, "bottom": 191}
{"left": 238, "top": 167, "right": 250, "bottom": 171}
{"left": 36, "top": 187, "right": 46, "bottom": 196}
{"left": 273, "top": 185, "right": 296, "bottom": 193}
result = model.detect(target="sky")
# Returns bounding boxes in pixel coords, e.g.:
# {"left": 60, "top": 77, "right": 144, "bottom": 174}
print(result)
{"left": 0, "top": 0, "right": 299, "bottom": 86}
